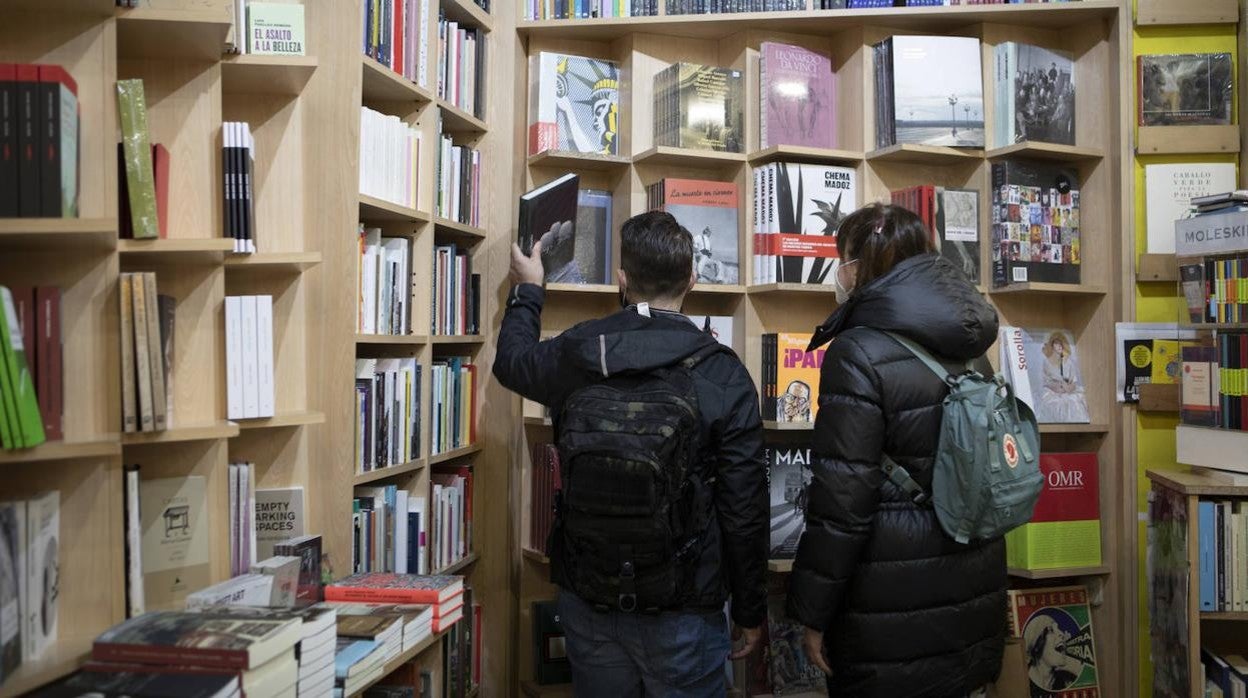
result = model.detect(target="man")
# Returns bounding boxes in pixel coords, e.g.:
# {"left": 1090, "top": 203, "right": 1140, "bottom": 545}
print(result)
{"left": 494, "top": 211, "right": 767, "bottom": 697}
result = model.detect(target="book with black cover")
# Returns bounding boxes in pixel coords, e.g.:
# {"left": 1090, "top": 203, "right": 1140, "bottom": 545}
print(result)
{"left": 991, "top": 159, "right": 1081, "bottom": 288}
{"left": 0, "top": 63, "right": 17, "bottom": 217}
{"left": 16, "top": 64, "right": 40, "bottom": 217}
{"left": 767, "top": 441, "right": 812, "bottom": 559}
{"left": 29, "top": 670, "right": 239, "bottom": 698}
{"left": 517, "top": 173, "right": 579, "bottom": 258}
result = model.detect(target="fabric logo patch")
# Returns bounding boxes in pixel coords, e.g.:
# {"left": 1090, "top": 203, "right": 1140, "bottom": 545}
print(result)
{"left": 1003, "top": 433, "right": 1020, "bottom": 469}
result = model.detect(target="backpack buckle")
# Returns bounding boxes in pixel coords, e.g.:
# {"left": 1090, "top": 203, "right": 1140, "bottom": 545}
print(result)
{"left": 618, "top": 560, "right": 637, "bottom": 613}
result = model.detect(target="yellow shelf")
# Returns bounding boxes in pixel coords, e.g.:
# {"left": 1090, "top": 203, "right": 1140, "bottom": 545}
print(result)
{"left": 633, "top": 146, "right": 746, "bottom": 168}
{"left": 1008, "top": 565, "right": 1111, "bottom": 580}
{"left": 223, "top": 251, "right": 322, "bottom": 272}
{"left": 115, "top": 7, "right": 231, "bottom": 60}
{"left": 432, "top": 551, "right": 480, "bottom": 576}
{"left": 430, "top": 442, "right": 483, "bottom": 465}
{"left": 438, "top": 99, "right": 488, "bottom": 133}
{"left": 985, "top": 141, "right": 1103, "bottom": 162}
{"left": 359, "top": 194, "right": 432, "bottom": 223}
{"left": 0, "top": 439, "right": 120, "bottom": 465}
{"left": 221, "top": 54, "right": 318, "bottom": 96}
{"left": 867, "top": 143, "right": 983, "bottom": 165}
{"left": 361, "top": 55, "right": 434, "bottom": 104}
{"left": 527, "top": 150, "right": 630, "bottom": 171}
{"left": 354, "top": 458, "right": 428, "bottom": 486}
{"left": 0, "top": 217, "right": 117, "bottom": 248}
{"left": 121, "top": 422, "right": 240, "bottom": 446}
{"left": 118, "top": 238, "right": 235, "bottom": 261}
{"left": 235, "top": 411, "right": 326, "bottom": 430}
{"left": 748, "top": 145, "right": 863, "bottom": 166}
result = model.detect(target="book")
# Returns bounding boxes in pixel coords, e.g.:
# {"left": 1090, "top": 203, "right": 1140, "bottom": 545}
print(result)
{"left": 756, "top": 163, "right": 855, "bottom": 285}
{"left": 15, "top": 65, "right": 39, "bottom": 217}
{"left": 123, "top": 465, "right": 144, "bottom": 618}
{"left": 994, "top": 42, "right": 1076, "bottom": 147}
{"left": 247, "top": 2, "right": 305, "bottom": 56}
{"left": 566, "top": 188, "right": 613, "bottom": 285}
{"left": 325, "top": 573, "right": 463, "bottom": 605}
{"left": 140, "top": 476, "right": 211, "bottom": 611}
{"left": 875, "top": 35, "right": 984, "bottom": 148}
{"left": 273, "top": 534, "right": 324, "bottom": 604}
{"left": 119, "top": 275, "right": 136, "bottom": 433}
{"left": 939, "top": 188, "right": 981, "bottom": 284}
{"left": 999, "top": 327, "right": 1090, "bottom": 424}
{"left": 991, "top": 159, "right": 1082, "bottom": 288}
{"left": 254, "top": 488, "right": 304, "bottom": 561}
{"left": 358, "top": 106, "right": 421, "bottom": 211}
{"left": 1006, "top": 586, "right": 1100, "bottom": 696}
{"left": 28, "top": 670, "right": 240, "bottom": 698}
{"left": 0, "top": 64, "right": 18, "bottom": 217}
{"left": 152, "top": 143, "right": 169, "bottom": 238}
{"left": 761, "top": 333, "right": 822, "bottom": 424}
{"left": 251, "top": 556, "right": 301, "bottom": 607}
{"left": 654, "top": 63, "right": 744, "bottom": 153}
{"left": 116, "top": 79, "right": 159, "bottom": 239}
{"left": 649, "top": 178, "right": 739, "bottom": 285}
{"left": 1005, "top": 453, "right": 1101, "bottom": 570}
{"left": 517, "top": 173, "right": 579, "bottom": 258}
{"left": 434, "top": 135, "right": 480, "bottom": 227}
{"left": 1138, "top": 53, "right": 1233, "bottom": 126}
{"left": 766, "top": 588, "right": 824, "bottom": 696}
{"left": 334, "top": 637, "right": 383, "bottom": 680}
{"left": 93, "top": 610, "right": 302, "bottom": 670}
{"left": 1144, "top": 163, "right": 1236, "bottom": 254}
{"left": 140, "top": 274, "right": 166, "bottom": 431}
{"left": 35, "top": 287, "right": 62, "bottom": 441}
{"left": 527, "top": 52, "right": 620, "bottom": 156}
{"left": 0, "top": 501, "right": 24, "bottom": 682}
{"left": 129, "top": 273, "right": 155, "bottom": 432}
{"left": 531, "top": 600, "right": 570, "bottom": 685}
{"left": 759, "top": 42, "right": 836, "bottom": 151}
{"left": 0, "top": 287, "right": 45, "bottom": 448}
{"left": 686, "top": 315, "right": 734, "bottom": 351}
{"left": 766, "top": 442, "right": 811, "bottom": 559}
{"left": 184, "top": 573, "right": 275, "bottom": 610}
{"left": 36, "top": 65, "right": 78, "bottom": 217}
{"left": 24, "top": 491, "right": 58, "bottom": 660}
{"left": 1180, "top": 345, "right": 1220, "bottom": 427}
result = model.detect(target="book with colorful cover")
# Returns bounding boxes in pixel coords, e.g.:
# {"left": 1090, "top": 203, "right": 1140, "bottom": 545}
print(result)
{"left": 570, "top": 188, "right": 613, "bottom": 285}
{"left": 1006, "top": 586, "right": 1100, "bottom": 697}
{"left": 273, "top": 534, "right": 323, "bottom": 604}
{"left": 1000, "top": 326, "right": 1089, "bottom": 424}
{"left": 991, "top": 159, "right": 1081, "bottom": 288}
{"left": 115, "top": 80, "right": 159, "bottom": 240}
{"left": 1137, "top": 53, "right": 1233, "bottom": 126}
{"left": 246, "top": 2, "right": 306, "bottom": 56}
{"left": 651, "top": 178, "right": 739, "bottom": 285}
{"left": 767, "top": 441, "right": 812, "bottom": 560}
{"left": 765, "top": 584, "right": 825, "bottom": 696}
{"left": 527, "top": 52, "right": 620, "bottom": 156}
{"left": 0, "top": 286, "right": 45, "bottom": 448}
{"left": 759, "top": 42, "right": 836, "bottom": 151}
{"left": 1005, "top": 453, "right": 1101, "bottom": 570}
{"left": 325, "top": 573, "right": 463, "bottom": 605}
{"left": 1180, "top": 344, "right": 1219, "bottom": 427}
{"left": 763, "top": 333, "right": 823, "bottom": 424}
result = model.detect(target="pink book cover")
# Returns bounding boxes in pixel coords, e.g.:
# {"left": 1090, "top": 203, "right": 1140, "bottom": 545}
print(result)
{"left": 760, "top": 43, "right": 836, "bottom": 150}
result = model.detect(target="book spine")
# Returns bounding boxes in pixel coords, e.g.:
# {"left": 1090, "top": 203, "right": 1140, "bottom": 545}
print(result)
{"left": 131, "top": 274, "right": 154, "bottom": 432}
{"left": 36, "top": 66, "right": 61, "bottom": 217}
{"left": 124, "top": 464, "right": 145, "bottom": 616}
{"left": 1201, "top": 501, "right": 1217, "bottom": 611}
{"left": 152, "top": 144, "right": 169, "bottom": 238}
{"left": 116, "top": 80, "right": 159, "bottom": 238}
{"left": 241, "top": 295, "right": 259, "bottom": 419}
{"left": 0, "top": 64, "right": 18, "bottom": 217}
{"left": 0, "top": 287, "right": 45, "bottom": 447}
{"left": 35, "top": 286, "right": 61, "bottom": 441}
{"left": 256, "top": 295, "right": 274, "bottom": 418}
{"left": 142, "top": 273, "right": 166, "bottom": 431}
{"left": 15, "top": 65, "right": 40, "bottom": 217}
{"left": 225, "top": 296, "right": 243, "bottom": 420}
{"left": 119, "top": 274, "right": 137, "bottom": 433}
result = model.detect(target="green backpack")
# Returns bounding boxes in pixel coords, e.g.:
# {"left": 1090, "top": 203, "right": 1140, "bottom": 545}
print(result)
{"left": 880, "top": 331, "right": 1043, "bottom": 545}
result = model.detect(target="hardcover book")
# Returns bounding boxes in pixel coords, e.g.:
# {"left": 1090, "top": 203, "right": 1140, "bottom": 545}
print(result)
{"left": 758, "top": 163, "right": 855, "bottom": 286}
{"left": 940, "top": 188, "right": 981, "bottom": 284}
{"left": 254, "top": 488, "right": 304, "bottom": 561}
{"left": 0, "top": 501, "right": 24, "bottom": 682}
{"left": 759, "top": 42, "right": 836, "bottom": 151}
{"left": 24, "top": 491, "right": 58, "bottom": 660}
{"left": 762, "top": 333, "right": 823, "bottom": 424}
{"left": 1180, "top": 345, "right": 1219, "bottom": 427}
{"left": 325, "top": 573, "right": 464, "bottom": 605}
{"left": 650, "top": 178, "right": 739, "bottom": 285}
{"left": 116, "top": 80, "right": 159, "bottom": 240}
{"left": 994, "top": 42, "right": 1076, "bottom": 147}
{"left": 1144, "top": 163, "right": 1236, "bottom": 254}
{"left": 518, "top": 173, "right": 579, "bottom": 258}
{"left": 767, "top": 442, "right": 812, "bottom": 559}
{"left": 93, "top": 610, "right": 302, "bottom": 670}
{"left": 1005, "top": 453, "right": 1101, "bottom": 570}
{"left": 0, "top": 286, "right": 45, "bottom": 448}
{"left": 527, "top": 52, "right": 620, "bottom": 156}
{"left": 999, "top": 327, "right": 1090, "bottom": 424}
{"left": 654, "top": 63, "right": 744, "bottom": 153}
{"left": 37, "top": 65, "right": 78, "bottom": 218}
{"left": 1006, "top": 586, "right": 1100, "bottom": 697}
{"left": 991, "top": 159, "right": 1081, "bottom": 288}
{"left": 875, "top": 35, "right": 984, "bottom": 148}
{"left": 140, "top": 476, "right": 211, "bottom": 611}
{"left": 246, "top": 2, "right": 305, "bottom": 56}
{"left": 569, "top": 188, "right": 613, "bottom": 285}
{"left": 1137, "top": 53, "right": 1233, "bottom": 126}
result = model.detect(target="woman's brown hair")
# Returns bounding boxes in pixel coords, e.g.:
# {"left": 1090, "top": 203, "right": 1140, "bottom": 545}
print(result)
{"left": 837, "top": 203, "right": 935, "bottom": 289}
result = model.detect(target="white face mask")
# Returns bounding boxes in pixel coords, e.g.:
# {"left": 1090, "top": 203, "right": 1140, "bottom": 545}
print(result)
{"left": 834, "top": 259, "right": 857, "bottom": 304}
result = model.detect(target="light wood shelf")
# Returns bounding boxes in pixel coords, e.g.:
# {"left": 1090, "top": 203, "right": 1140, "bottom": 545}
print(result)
{"left": 1148, "top": 467, "right": 1248, "bottom": 497}
{"left": 1138, "top": 384, "right": 1180, "bottom": 413}
{"left": 354, "top": 459, "right": 428, "bottom": 486}
{"left": 527, "top": 150, "right": 631, "bottom": 171}
{"left": 429, "top": 442, "right": 483, "bottom": 465}
{"left": 1008, "top": 565, "right": 1111, "bottom": 580}
{"left": 633, "top": 146, "right": 746, "bottom": 167}
{"left": 1176, "top": 426, "right": 1248, "bottom": 475}
{"left": 359, "top": 194, "right": 432, "bottom": 223}
{"left": 223, "top": 251, "right": 323, "bottom": 272}
{"left": 521, "top": 548, "right": 550, "bottom": 565}
{"left": 1137, "top": 253, "right": 1179, "bottom": 283}
{"left": 361, "top": 55, "right": 435, "bottom": 104}
{"left": 989, "top": 282, "right": 1109, "bottom": 298}
{"left": 117, "top": 238, "right": 235, "bottom": 260}
{"left": 1136, "top": 0, "right": 1238, "bottom": 26}
{"left": 114, "top": 7, "right": 231, "bottom": 60}
{"left": 748, "top": 145, "right": 863, "bottom": 165}
{"left": 440, "top": 0, "right": 495, "bottom": 31}
{"left": 866, "top": 143, "right": 983, "bottom": 165}
{"left": 0, "top": 634, "right": 95, "bottom": 698}
{"left": 355, "top": 333, "right": 429, "bottom": 345}
{"left": 545, "top": 283, "right": 617, "bottom": 295}
{"left": 433, "top": 551, "right": 480, "bottom": 576}
{"left": 235, "top": 411, "right": 326, "bottom": 430}
{"left": 1200, "top": 612, "right": 1248, "bottom": 622}
{"left": 221, "top": 55, "right": 319, "bottom": 96}
{"left": 1039, "top": 423, "right": 1111, "bottom": 435}
{"left": 430, "top": 334, "right": 486, "bottom": 345}
{"left": 1137, "top": 125, "right": 1241, "bottom": 156}
{"left": 521, "top": 681, "right": 573, "bottom": 698}
{"left": 438, "top": 99, "right": 489, "bottom": 133}
{"left": 121, "top": 422, "right": 240, "bottom": 446}
{"left": 985, "top": 141, "right": 1104, "bottom": 162}
{"left": 0, "top": 439, "right": 120, "bottom": 465}
{"left": 433, "top": 217, "right": 488, "bottom": 244}
{"left": 0, "top": 218, "right": 117, "bottom": 248}
{"left": 749, "top": 283, "right": 838, "bottom": 295}
{"left": 346, "top": 625, "right": 457, "bottom": 698}
{"left": 689, "top": 284, "right": 745, "bottom": 296}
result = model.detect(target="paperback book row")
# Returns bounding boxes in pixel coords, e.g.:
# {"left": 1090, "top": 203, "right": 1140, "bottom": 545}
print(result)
{"left": 0, "top": 286, "right": 60, "bottom": 450}
{"left": 1197, "top": 498, "right": 1248, "bottom": 614}
{"left": 435, "top": 133, "right": 481, "bottom": 228}
{"left": 118, "top": 272, "right": 175, "bottom": 434}
{"left": 357, "top": 228, "right": 413, "bottom": 337}
{"left": 225, "top": 295, "right": 276, "bottom": 421}
{"left": 430, "top": 357, "right": 477, "bottom": 455}
{"left": 522, "top": 0, "right": 1058, "bottom": 21}
{"left": 360, "top": 106, "right": 422, "bottom": 212}
{"left": 363, "top": 0, "right": 433, "bottom": 90}
{"left": 223, "top": 1, "right": 307, "bottom": 56}
{"left": 222, "top": 121, "right": 258, "bottom": 254}
{"left": 353, "top": 485, "right": 429, "bottom": 575}
{"left": 437, "top": 16, "right": 486, "bottom": 120}
{"left": 1181, "top": 335, "right": 1248, "bottom": 432}
{"left": 0, "top": 63, "right": 78, "bottom": 218}
{"left": 355, "top": 357, "right": 422, "bottom": 473}
{"left": 0, "top": 492, "right": 60, "bottom": 686}
{"left": 432, "top": 243, "right": 481, "bottom": 336}
{"left": 1204, "top": 649, "right": 1248, "bottom": 698}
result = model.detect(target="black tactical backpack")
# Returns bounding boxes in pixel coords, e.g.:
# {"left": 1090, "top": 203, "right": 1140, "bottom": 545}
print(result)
{"left": 551, "top": 342, "right": 724, "bottom": 613}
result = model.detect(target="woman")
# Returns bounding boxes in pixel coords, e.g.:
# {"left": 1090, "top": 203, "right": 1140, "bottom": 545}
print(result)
{"left": 786, "top": 204, "right": 1006, "bottom": 697}
{"left": 1039, "top": 331, "right": 1089, "bottom": 423}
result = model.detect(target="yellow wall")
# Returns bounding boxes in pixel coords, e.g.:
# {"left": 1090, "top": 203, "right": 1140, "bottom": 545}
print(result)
{"left": 1130, "top": 18, "right": 1239, "bottom": 697}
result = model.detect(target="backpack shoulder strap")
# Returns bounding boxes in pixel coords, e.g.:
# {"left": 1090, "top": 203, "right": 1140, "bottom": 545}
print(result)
{"left": 881, "top": 331, "right": 972, "bottom": 381}
{"left": 679, "top": 341, "right": 733, "bottom": 370}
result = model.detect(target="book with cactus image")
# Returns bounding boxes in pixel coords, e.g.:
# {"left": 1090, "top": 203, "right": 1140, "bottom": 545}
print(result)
{"left": 754, "top": 163, "right": 855, "bottom": 285}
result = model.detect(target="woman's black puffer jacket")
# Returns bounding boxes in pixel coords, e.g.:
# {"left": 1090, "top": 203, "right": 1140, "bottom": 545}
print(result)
{"left": 786, "top": 253, "right": 1006, "bottom": 698}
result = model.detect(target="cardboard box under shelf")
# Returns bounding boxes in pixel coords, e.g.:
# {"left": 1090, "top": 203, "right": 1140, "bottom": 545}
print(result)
{"left": 1136, "top": 253, "right": 1178, "bottom": 282}
{"left": 1136, "top": 0, "right": 1237, "bottom": 26}
{"left": 1138, "top": 383, "right": 1180, "bottom": 412}
{"left": 1137, "top": 125, "right": 1240, "bottom": 155}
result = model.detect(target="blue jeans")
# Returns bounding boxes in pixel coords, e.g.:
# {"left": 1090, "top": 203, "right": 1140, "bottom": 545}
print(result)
{"left": 556, "top": 590, "right": 731, "bottom": 697}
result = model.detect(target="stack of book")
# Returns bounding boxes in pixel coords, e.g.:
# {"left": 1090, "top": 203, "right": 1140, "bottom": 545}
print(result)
{"left": 30, "top": 669, "right": 239, "bottom": 697}
{"left": 435, "top": 133, "right": 481, "bottom": 228}
{"left": 432, "top": 243, "right": 480, "bottom": 336}
{"left": 527, "top": 442, "right": 559, "bottom": 555}
{"left": 186, "top": 556, "right": 301, "bottom": 609}
{"left": 1005, "top": 453, "right": 1101, "bottom": 572}
{"left": 353, "top": 358, "right": 422, "bottom": 474}
{"left": 653, "top": 63, "right": 742, "bottom": 153}
{"left": 1177, "top": 194, "right": 1248, "bottom": 324}
{"left": 273, "top": 534, "right": 325, "bottom": 604}
{"left": 352, "top": 484, "right": 428, "bottom": 575}
{"left": 359, "top": 106, "right": 421, "bottom": 211}
{"left": 1198, "top": 498, "right": 1248, "bottom": 612}
{"left": 222, "top": 122, "right": 258, "bottom": 254}
{"left": 752, "top": 163, "right": 855, "bottom": 286}
{"left": 118, "top": 273, "right": 175, "bottom": 434}
{"left": 89, "top": 610, "right": 303, "bottom": 697}
{"left": 362, "top": 0, "right": 431, "bottom": 90}
{"left": 1203, "top": 649, "right": 1248, "bottom": 698}
{"left": 338, "top": 613, "right": 403, "bottom": 665}
{"left": 1, "top": 64, "right": 79, "bottom": 218}
{"left": 334, "top": 637, "right": 387, "bottom": 696}
{"left": 436, "top": 18, "right": 484, "bottom": 119}
{"left": 1180, "top": 336, "right": 1248, "bottom": 432}
{"left": 0, "top": 286, "right": 58, "bottom": 450}
{"left": 356, "top": 227, "right": 412, "bottom": 337}
{"left": 0, "top": 492, "right": 60, "bottom": 678}
{"left": 647, "top": 178, "right": 739, "bottom": 286}
{"left": 889, "top": 185, "right": 981, "bottom": 284}
{"left": 429, "top": 356, "right": 476, "bottom": 455}
{"left": 431, "top": 465, "right": 472, "bottom": 572}
{"left": 225, "top": 295, "right": 275, "bottom": 421}
{"left": 229, "top": 461, "right": 258, "bottom": 576}
{"left": 325, "top": 573, "right": 465, "bottom": 636}
{"left": 759, "top": 333, "right": 822, "bottom": 425}
{"left": 523, "top": 0, "right": 655, "bottom": 19}
{"left": 328, "top": 602, "right": 434, "bottom": 654}
{"left": 527, "top": 53, "right": 620, "bottom": 157}
{"left": 991, "top": 160, "right": 1082, "bottom": 289}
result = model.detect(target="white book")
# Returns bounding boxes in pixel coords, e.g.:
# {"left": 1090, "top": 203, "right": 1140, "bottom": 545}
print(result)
{"left": 225, "top": 296, "right": 244, "bottom": 419}
{"left": 240, "top": 296, "right": 260, "bottom": 419}
{"left": 360, "top": 228, "right": 380, "bottom": 334}
{"left": 1144, "top": 163, "right": 1236, "bottom": 254}
{"left": 246, "top": 461, "right": 257, "bottom": 569}
{"left": 999, "top": 326, "right": 1035, "bottom": 414}
{"left": 251, "top": 555, "right": 300, "bottom": 607}
{"left": 358, "top": 108, "right": 370, "bottom": 197}
{"left": 256, "top": 295, "right": 274, "bottom": 418}
{"left": 228, "top": 463, "right": 240, "bottom": 574}
{"left": 395, "top": 489, "right": 409, "bottom": 574}
{"left": 184, "top": 573, "right": 273, "bottom": 609}
{"left": 25, "top": 491, "right": 57, "bottom": 660}
{"left": 418, "top": 0, "right": 430, "bottom": 88}
{"left": 124, "top": 468, "right": 145, "bottom": 617}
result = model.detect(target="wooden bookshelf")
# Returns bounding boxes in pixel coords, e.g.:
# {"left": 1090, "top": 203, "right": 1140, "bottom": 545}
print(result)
{"left": 748, "top": 145, "right": 863, "bottom": 165}
{"left": 359, "top": 193, "right": 432, "bottom": 223}
{"left": 0, "top": 218, "right": 117, "bottom": 247}
{"left": 984, "top": 141, "right": 1104, "bottom": 162}
{"left": 1137, "top": 124, "right": 1241, "bottom": 155}
{"left": 114, "top": 7, "right": 231, "bottom": 60}
{"left": 353, "top": 459, "right": 428, "bottom": 486}
{"left": 866, "top": 143, "right": 984, "bottom": 165}
{"left": 1176, "top": 426, "right": 1248, "bottom": 476}
{"left": 220, "top": 54, "right": 319, "bottom": 95}
{"left": 1008, "top": 565, "right": 1112, "bottom": 580}
{"left": 1136, "top": 0, "right": 1238, "bottom": 25}
{"left": 234, "top": 411, "right": 326, "bottom": 430}
{"left": 1137, "top": 253, "right": 1179, "bottom": 282}
{"left": 222, "top": 251, "right": 323, "bottom": 272}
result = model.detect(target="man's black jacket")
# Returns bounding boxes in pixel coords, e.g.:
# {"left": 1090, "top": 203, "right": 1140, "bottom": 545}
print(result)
{"left": 492, "top": 283, "right": 768, "bottom": 628}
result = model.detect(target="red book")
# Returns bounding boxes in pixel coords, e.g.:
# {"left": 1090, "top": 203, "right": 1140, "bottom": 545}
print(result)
{"left": 325, "top": 572, "right": 464, "bottom": 605}
{"left": 434, "top": 594, "right": 464, "bottom": 619}
{"left": 152, "top": 143, "right": 170, "bottom": 239}
{"left": 91, "top": 610, "right": 301, "bottom": 671}
{"left": 9, "top": 286, "right": 34, "bottom": 373}
{"left": 1030, "top": 453, "right": 1099, "bottom": 523}
{"left": 431, "top": 605, "right": 463, "bottom": 633}
{"left": 35, "top": 286, "right": 61, "bottom": 441}
{"left": 393, "top": 0, "right": 405, "bottom": 75}
{"left": 15, "top": 64, "right": 40, "bottom": 217}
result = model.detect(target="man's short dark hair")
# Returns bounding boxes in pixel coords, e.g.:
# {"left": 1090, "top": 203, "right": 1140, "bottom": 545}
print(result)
{"left": 620, "top": 211, "right": 693, "bottom": 300}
